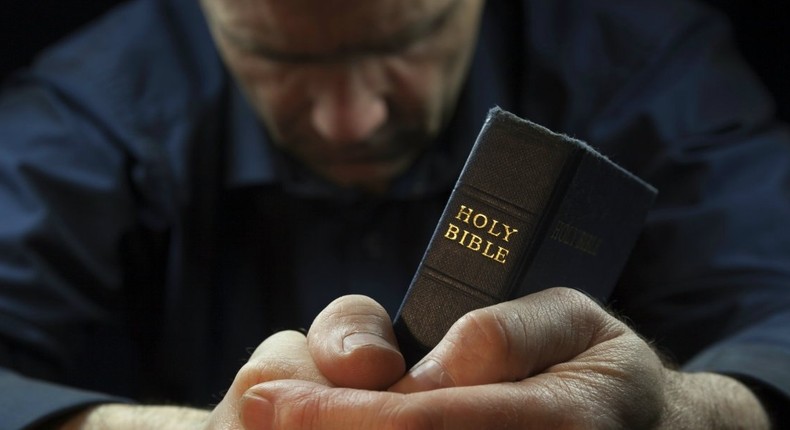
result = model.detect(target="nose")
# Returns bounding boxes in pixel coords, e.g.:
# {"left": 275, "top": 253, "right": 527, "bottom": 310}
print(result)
{"left": 310, "top": 63, "right": 387, "bottom": 145}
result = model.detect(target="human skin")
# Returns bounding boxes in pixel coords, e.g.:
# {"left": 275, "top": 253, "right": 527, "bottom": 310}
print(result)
{"left": 199, "top": 0, "right": 484, "bottom": 192}
{"left": 219, "top": 291, "right": 771, "bottom": 430}
{"left": 60, "top": 291, "right": 770, "bottom": 429}
{"left": 53, "top": 0, "right": 774, "bottom": 428}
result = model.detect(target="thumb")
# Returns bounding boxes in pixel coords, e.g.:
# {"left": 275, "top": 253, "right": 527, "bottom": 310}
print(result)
{"left": 307, "top": 294, "right": 406, "bottom": 390}
{"left": 390, "top": 287, "right": 629, "bottom": 393}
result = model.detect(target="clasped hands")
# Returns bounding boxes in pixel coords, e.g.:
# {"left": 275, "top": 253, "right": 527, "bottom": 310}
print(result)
{"left": 204, "top": 288, "right": 693, "bottom": 429}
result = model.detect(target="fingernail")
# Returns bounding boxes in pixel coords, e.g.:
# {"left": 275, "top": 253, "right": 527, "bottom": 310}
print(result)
{"left": 407, "top": 359, "right": 455, "bottom": 390}
{"left": 240, "top": 393, "right": 274, "bottom": 429}
{"left": 342, "top": 332, "right": 394, "bottom": 353}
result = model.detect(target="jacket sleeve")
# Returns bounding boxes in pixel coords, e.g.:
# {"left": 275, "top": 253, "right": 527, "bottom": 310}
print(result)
{"left": 558, "top": 0, "right": 790, "bottom": 413}
{"left": 0, "top": 369, "right": 126, "bottom": 429}
{"left": 0, "top": 75, "right": 138, "bottom": 428}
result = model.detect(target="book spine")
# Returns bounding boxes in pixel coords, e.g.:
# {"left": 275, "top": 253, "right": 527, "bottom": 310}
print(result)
{"left": 512, "top": 149, "right": 657, "bottom": 301}
{"left": 393, "top": 109, "right": 581, "bottom": 367}
{"left": 393, "top": 108, "right": 657, "bottom": 367}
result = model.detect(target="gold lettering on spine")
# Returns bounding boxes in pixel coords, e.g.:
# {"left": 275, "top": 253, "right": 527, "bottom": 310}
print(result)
{"left": 487, "top": 219, "right": 501, "bottom": 238}
{"left": 459, "top": 229, "right": 470, "bottom": 247}
{"left": 444, "top": 205, "right": 519, "bottom": 264}
{"left": 481, "top": 241, "right": 496, "bottom": 258}
{"left": 502, "top": 224, "right": 518, "bottom": 242}
{"left": 493, "top": 247, "right": 509, "bottom": 263}
{"left": 455, "top": 205, "right": 474, "bottom": 223}
{"left": 444, "top": 223, "right": 460, "bottom": 240}
{"left": 472, "top": 213, "right": 488, "bottom": 229}
{"left": 467, "top": 233, "right": 483, "bottom": 251}
{"left": 550, "top": 221, "right": 601, "bottom": 255}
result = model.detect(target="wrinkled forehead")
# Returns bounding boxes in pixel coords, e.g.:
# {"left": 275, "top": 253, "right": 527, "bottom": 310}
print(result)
{"left": 206, "top": 0, "right": 458, "bottom": 55}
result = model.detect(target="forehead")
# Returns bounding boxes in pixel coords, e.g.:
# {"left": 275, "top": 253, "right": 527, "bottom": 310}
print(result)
{"left": 210, "top": 0, "right": 457, "bottom": 53}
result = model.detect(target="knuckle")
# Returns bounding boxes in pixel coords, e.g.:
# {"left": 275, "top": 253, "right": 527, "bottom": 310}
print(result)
{"left": 271, "top": 383, "right": 327, "bottom": 429}
{"left": 453, "top": 308, "right": 512, "bottom": 360}
{"left": 235, "top": 357, "right": 298, "bottom": 390}
{"left": 542, "top": 287, "right": 607, "bottom": 328}
{"left": 235, "top": 362, "right": 270, "bottom": 389}
{"left": 453, "top": 307, "right": 535, "bottom": 381}
{"left": 544, "top": 286, "right": 595, "bottom": 310}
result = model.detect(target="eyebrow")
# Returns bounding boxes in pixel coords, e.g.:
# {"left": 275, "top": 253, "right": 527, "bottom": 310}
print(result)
{"left": 221, "top": 0, "right": 463, "bottom": 63}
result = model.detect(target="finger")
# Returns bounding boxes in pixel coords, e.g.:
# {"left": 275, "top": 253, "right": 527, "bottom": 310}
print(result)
{"left": 241, "top": 378, "right": 585, "bottom": 430}
{"left": 207, "top": 331, "right": 331, "bottom": 430}
{"left": 390, "top": 287, "right": 631, "bottom": 393}
{"left": 232, "top": 330, "right": 331, "bottom": 398}
{"left": 307, "top": 294, "right": 405, "bottom": 390}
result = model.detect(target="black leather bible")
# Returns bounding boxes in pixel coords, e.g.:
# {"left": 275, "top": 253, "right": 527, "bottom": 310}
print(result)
{"left": 393, "top": 107, "right": 657, "bottom": 367}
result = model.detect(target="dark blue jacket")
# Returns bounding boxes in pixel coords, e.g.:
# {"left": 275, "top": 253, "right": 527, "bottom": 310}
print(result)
{"left": 1, "top": 0, "right": 789, "bottom": 428}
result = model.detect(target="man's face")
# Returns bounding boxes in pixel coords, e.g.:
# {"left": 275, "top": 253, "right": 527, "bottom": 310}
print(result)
{"left": 201, "top": 0, "right": 485, "bottom": 192}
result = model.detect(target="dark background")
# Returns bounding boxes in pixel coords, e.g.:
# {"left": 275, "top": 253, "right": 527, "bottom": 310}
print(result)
{"left": 0, "top": 0, "right": 787, "bottom": 120}
{"left": 0, "top": 1, "right": 124, "bottom": 77}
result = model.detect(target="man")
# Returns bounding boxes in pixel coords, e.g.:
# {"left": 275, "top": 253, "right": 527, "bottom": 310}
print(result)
{"left": 0, "top": 0, "right": 788, "bottom": 428}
